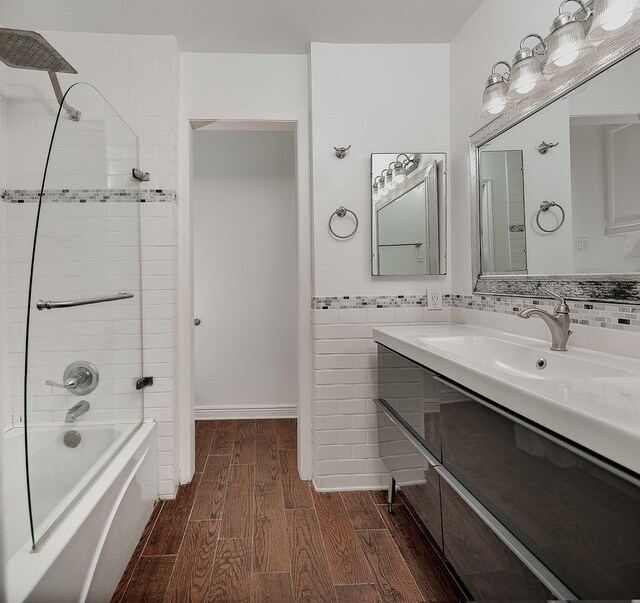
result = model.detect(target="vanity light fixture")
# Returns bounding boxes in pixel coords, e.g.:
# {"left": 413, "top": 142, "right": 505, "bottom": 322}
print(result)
{"left": 372, "top": 177, "right": 383, "bottom": 201}
{"left": 543, "top": 0, "right": 594, "bottom": 76}
{"left": 372, "top": 154, "right": 420, "bottom": 201}
{"left": 507, "top": 34, "right": 549, "bottom": 100}
{"left": 588, "top": 0, "right": 640, "bottom": 42}
{"left": 480, "top": 61, "right": 514, "bottom": 118}
{"left": 391, "top": 160, "right": 407, "bottom": 184}
{"left": 383, "top": 168, "right": 396, "bottom": 191}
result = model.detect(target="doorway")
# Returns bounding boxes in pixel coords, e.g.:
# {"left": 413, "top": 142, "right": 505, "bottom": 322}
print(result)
{"left": 192, "top": 123, "right": 298, "bottom": 419}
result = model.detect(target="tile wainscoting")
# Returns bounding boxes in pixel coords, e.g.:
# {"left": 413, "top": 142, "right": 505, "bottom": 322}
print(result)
{"left": 1, "top": 189, "right": 179, "bottom": 497}
{"left": 312, "top": 290, "right": 640, "bottom": 490}
{"left": 312, "top": 297, "right": 451, "bottom": 491}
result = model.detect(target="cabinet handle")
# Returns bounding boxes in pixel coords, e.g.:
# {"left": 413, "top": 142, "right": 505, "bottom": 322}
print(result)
{"left": 373, "top": 398, "right": 441, "bottom": 468}
{"left": 435, "top": 465, "right": 576, "bottom": 600}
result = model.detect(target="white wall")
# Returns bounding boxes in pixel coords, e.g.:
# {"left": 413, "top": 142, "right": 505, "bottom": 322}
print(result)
{"left": 311, "top": 43, "right": 451, "bottom": 297}
{"left": 192, "top": 129, "right": 298, "bottom": 416}
{"left": 309, "top": 43, "right": 452, "bottom": 490}
{"left": 181, "top": 52, "right": 309, "bottom": 118}
{"left": 449, "top": 0, "right": 560, "bottom": 293}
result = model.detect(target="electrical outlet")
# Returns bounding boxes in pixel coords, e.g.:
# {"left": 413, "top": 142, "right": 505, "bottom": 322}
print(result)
{"left": 427, "top": 287, "right": 442, "bottom": 310}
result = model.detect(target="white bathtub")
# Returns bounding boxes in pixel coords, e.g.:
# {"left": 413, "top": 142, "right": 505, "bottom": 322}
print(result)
{"left": 3, "top": 420, "right": 157, "bottom": 602}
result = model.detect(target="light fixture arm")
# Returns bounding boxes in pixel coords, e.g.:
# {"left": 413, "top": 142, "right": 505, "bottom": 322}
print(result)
{"left": 558, "top": 0, "right": 592, "bottom": 21}
{"left": 521, "top": 33, "right": 547, "bottom": 56}
{"left": 492, "top": 61, "right": 512, "bottom": 81}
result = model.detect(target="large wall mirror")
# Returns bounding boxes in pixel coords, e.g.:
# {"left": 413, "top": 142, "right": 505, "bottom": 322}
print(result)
{"left": 371, "top": 153, "right": 447, "bottom": 276}
{"left": 471, "top": 23, "right": 640, "bottom": 302}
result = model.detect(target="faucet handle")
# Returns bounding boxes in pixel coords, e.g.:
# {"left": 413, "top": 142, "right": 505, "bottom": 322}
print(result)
{"left": 542, "top": 286, "right": 570, "bottom": 314}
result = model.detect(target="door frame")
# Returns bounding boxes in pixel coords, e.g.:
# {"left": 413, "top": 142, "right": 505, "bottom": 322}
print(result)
{"left": 178, "top": 110, "right": 313, "bottom": 482}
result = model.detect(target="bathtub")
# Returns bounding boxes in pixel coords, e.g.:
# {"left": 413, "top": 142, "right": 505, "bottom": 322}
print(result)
{"left": 3, "top": 420, "right": 157, "bottom": 602}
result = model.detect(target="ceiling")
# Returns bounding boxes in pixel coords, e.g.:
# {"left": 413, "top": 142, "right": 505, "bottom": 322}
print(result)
{"left": 1, "top": 0, "right": 483, "bottom": 54}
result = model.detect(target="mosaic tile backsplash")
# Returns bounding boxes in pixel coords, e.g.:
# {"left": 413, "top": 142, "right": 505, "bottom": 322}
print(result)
{"left": 449, "top": 294, "right": 640, "bottom": 332}
{"left": 313, "top": 294, "right": 640, "bottom": 332}
{"left": 2, "top": 189, "right": 177, "bottom": 203}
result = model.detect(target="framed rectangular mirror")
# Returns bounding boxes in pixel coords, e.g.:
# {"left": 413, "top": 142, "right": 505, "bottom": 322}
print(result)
{"left": 371, "top": 152, "right": 447, "bottom": 276}
{"left": 471, "top": 21, "right": 640, "bottom": 303}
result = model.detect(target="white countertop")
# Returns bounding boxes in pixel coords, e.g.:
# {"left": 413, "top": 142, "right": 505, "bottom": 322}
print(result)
{"left": 373, "top": 324, "right": 640, "bottom": 476}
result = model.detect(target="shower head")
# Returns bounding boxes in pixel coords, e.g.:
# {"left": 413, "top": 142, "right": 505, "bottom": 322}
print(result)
{"left": 0, "top": 28, "right": 80, "bottom": 121}
{"left": 0, "top": 28, "right": 77, "bottom": 74}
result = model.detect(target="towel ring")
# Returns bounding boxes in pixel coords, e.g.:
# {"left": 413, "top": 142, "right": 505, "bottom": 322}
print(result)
{"left": 536, "top": 201, "right": 565, "bottom": 233}
{"left": 329, "top": 206, "right": 359, "bottom": 239}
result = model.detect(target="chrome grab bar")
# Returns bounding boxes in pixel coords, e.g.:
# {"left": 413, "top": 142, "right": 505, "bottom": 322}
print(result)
{"left": 37, "top": 292, "right": 133, "bottom": 310}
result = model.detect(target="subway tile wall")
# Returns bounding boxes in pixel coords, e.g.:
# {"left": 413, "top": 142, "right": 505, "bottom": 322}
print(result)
{"left": 1, "top": 32, "right": 181, "bottom": 498}
{"left": 312, "top": 305, "right": 451, "bottom": 491}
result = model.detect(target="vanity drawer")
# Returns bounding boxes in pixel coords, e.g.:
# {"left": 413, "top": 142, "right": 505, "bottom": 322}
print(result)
{"left": 440, "top": 476, "right": 553, "bottom": 601}
{"left": 440, "top": 386, "right": 640, "bottom": 600}
{"left": 374, "top": 398, "right": 443, "bottom": 549}
{"left": 378, "top": 344, "right": 462, "bottom": 461}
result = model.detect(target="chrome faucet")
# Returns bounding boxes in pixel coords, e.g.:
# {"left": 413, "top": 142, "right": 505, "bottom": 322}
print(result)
{"left": 65, "top": 400, "right": 90, "bottom": 423}
{"left": 517, "top": 287, "right": 573, "bottom": 352}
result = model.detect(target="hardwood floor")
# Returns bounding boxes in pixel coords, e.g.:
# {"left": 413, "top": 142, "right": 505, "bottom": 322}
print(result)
{"left": 113, "top": 419, "right": 463, "bottom": 603}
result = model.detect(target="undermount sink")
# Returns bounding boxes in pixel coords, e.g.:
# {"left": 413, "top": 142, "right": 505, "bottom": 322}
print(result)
{"left": 419, "top": 335, "right": 638, "bottom": 380}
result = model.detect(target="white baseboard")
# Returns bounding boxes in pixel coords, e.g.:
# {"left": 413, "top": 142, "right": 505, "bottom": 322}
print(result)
{"left": 312, "top": 476, "right": 389, "bottom": 493}
{"left": 195, "top": 404, "right": 297, "bottom": 420}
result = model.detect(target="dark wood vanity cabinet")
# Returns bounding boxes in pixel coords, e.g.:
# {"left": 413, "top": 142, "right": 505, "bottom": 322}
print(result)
{"left": 441, "top": 395, "right": 640, "bottom": 600}
{"left": 440, "top": 479, "right": 552, "bottom": 601}
{"left": 376, "top": 344, "right": 640, "bottom": 601}
{"left": 376, "top": 400, "right": 443, "bottom": 549}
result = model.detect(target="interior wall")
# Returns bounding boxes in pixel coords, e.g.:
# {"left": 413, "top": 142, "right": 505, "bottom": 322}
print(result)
{"left": 192, "top": 129, "right": 298, "bottom": 416}
{"left": 310, "top": 42, "right": 451, "bottom": 297}
{"left": 309, "top": 43, "right": 452, "bottom": 491}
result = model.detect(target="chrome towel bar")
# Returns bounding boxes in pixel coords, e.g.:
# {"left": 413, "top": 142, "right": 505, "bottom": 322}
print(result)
{"left": 37, "top": 292, "right": 134, "bottom": 310}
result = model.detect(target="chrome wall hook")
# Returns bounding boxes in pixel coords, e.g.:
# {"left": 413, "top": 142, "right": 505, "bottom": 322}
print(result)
{"left": 334, "top": 145, "right": 351, "bottom": 159}
{"left": 538, "top": 141, "right": 560, "bottom": 154}
{"left": 132, "top": 168, "right": 150, "bottom": 181}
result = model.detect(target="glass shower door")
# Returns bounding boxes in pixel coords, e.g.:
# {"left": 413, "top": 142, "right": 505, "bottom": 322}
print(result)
{"left": 24, "top": 82, "right": 144, "bottom": 547}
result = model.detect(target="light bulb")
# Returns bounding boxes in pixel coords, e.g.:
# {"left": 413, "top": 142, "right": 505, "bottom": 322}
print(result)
{"left": 544, "top": 2, "right": 594, "bottom": 75}
{"left": 480, "top": 62, "right": 514, "bottom": 119}
{"left": 391, "top": 161, "right": 406, "bottom": 184}
{"left": 588, "top": 0, "right": 640, "bottom": 42}
{"left": 507, "top": 36, "right": 548, "bottom": 101}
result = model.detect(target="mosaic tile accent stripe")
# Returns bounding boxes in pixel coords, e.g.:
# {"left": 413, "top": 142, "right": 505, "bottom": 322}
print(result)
{"left": 312, "top": 295, "right": 439, "bottom": 310}
{"left": 474, "top": 277, "right": 640, "bottom": 304}
{"left": 451, "top": 294, "right": 640, "bottom": 333}
{"left": 313, "top": 293, "right": 639, "bottom": 332}
{"left": 2, "top": 189, "right": 177, "bottom": 204}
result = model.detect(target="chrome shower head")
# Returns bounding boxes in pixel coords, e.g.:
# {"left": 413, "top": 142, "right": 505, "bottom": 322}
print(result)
{"left": 0, "top": 28, "right": 77, "bottom": 74}
{"left": 0, "top": 28, "right": 81, "bottom": 121}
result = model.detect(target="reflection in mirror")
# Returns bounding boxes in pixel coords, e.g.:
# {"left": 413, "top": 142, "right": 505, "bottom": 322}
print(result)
{"left": 478, "top": 48, "right": 640, "bottom": 277}
{"left": 480, "top": 151, "right": 527, "bottom": 274}
{"left": 371, "top": 153, "right": 447, "bottom": 276}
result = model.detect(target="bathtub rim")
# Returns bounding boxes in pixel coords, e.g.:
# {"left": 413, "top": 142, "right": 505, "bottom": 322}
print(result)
{"left": 5, "top": 420, "right": 156, "bottom": 602}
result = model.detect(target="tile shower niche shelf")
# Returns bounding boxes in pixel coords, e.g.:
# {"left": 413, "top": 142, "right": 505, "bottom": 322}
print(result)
{"left": 374, "top": 324, "right": 640, "bottom": 601}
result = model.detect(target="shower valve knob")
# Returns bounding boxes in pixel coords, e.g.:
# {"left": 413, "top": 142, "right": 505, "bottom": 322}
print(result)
{"left": 46, "top": 361, "right": 99, "bottom": 396}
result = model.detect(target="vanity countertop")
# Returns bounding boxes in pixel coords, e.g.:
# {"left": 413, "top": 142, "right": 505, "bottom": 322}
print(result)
{"left": 373, "top": 324, "right": 640, "bottom": 476}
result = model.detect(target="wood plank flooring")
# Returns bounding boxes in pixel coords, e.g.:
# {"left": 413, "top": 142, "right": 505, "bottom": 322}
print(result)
{"left": 113, "top": 419, "right": 463, "bottom": 603}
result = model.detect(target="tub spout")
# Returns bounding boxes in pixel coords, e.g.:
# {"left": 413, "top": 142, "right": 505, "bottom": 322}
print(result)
{"left": 65, "top": 400, "right": 90, "bottom": 423}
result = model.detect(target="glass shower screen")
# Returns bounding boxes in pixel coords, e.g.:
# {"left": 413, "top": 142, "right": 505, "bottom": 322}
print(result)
{"left": 23, "top": 82, "right": 144, "bottom": 547}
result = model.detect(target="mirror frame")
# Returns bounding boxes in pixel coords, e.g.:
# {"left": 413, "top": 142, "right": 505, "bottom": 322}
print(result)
{"left": 470, "top": 20, "right": 640, "bottom": 304}
{"left": 371, "top": 152, "right": 447, "bottom": 277}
